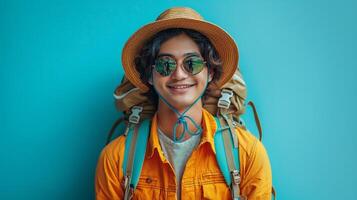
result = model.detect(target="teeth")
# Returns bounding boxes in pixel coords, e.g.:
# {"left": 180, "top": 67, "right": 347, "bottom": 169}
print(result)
{"left": 169, "top": 85, "right": 192, "bottom": 89}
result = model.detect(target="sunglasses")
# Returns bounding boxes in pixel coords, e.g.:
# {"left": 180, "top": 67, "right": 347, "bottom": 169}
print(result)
{"left": 153, "top": 56, "right": 207, "bottom": 77}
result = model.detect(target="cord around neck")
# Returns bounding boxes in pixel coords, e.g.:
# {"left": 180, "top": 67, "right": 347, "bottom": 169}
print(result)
{"left": 152, "top": 69, "right": 210, "bottom": 142}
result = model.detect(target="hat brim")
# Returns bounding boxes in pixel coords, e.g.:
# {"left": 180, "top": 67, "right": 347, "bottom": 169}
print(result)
{"left": 122, "top": 18, "right": 239, "bottom": 92}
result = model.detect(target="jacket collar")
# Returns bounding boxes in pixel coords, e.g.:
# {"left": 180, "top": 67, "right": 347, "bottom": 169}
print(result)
{"left": 146, "top": 109, "right": 218, "bottom": 159}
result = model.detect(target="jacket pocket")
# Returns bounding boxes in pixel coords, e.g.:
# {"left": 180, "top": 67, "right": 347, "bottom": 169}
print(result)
{"left": 201, "top": 171, "right": 226, "bottom": 184}
{"left": 134, "top": 176, "right": 163, "bottom": 199}
{"left": 201, "top": 183, "right": 231, "bottom": 200}
{"left": 200, "top": 172, "right": 231, "bottom": 199}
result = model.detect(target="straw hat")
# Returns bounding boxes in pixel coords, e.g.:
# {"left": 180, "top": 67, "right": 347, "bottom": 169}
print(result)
{"left": 122, "top": 7, "right": 239, "bottom": 92}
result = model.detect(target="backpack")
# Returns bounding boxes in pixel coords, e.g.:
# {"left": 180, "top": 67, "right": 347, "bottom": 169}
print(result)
{"left": 106, "top": 67, "right": 276, "bottom": 200}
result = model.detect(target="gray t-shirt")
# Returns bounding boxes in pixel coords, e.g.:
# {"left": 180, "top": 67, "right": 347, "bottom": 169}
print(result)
{"left": 157, "top": 128, "right": 201, "bottom": 200}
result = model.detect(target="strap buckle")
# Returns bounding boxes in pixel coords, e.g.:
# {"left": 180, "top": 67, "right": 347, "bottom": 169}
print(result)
{"left": 123, "top": 175, "right": 130, "bottom": 189}
{"left": 123, "top": 175, "right": 134, "bottom": 200}
{"left": 218, "top": 89, "right": 233, "bottom": 109}
{"left": 129, "top": 106, "right": 143, "bottom": 124}
{"left": 231, "top": 170, "right": 241, "bottom": 185}
{"left": 233, "top": 118, "right": 246, "bottom": 127}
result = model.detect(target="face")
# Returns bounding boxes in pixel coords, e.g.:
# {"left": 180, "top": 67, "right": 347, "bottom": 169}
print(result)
{"left": 150, "top": 33, "right": 213, "bottom": 111}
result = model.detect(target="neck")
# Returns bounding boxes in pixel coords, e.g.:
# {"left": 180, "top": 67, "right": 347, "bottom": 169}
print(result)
{"left": 156, "top": 100, "right": 203, "bottom": 141}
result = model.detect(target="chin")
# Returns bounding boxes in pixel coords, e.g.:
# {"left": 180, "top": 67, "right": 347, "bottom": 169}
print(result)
{"left": 167, "top": 98, "right": 198, "bottom": 110}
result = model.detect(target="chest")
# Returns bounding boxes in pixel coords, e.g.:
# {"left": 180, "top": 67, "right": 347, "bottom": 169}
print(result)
{"left": 132, "top": 146, "right": 232, "bottom": 200}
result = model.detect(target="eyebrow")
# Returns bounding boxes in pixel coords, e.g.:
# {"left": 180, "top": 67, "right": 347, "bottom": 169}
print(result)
{"left": 157, "top": 52, "right": 201, "bottom": 58}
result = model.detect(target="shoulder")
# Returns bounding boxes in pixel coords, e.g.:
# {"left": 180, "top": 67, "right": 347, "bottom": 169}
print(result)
{"left": 235, "top": 127, "right": 259, "bottom": 156}
{"left": 99, "top": 135, "right": 127, "bottom": 167}
{"left": 235, "top": 127, "right": 270, "bottom": 166}
{"left": 96, "top": 135, "right": 127, "bottom": 198}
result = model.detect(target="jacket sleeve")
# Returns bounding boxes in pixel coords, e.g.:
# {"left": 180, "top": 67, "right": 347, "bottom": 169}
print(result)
{"left": 95, "top": 147, "right": 124, "bottom": 200}
{"left": 241, "top": 139, "right": 273, "bottom": 200}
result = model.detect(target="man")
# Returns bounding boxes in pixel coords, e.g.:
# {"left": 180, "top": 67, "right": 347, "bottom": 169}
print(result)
{"left": 96, "top": 7, "right": 272, "bottom": 199}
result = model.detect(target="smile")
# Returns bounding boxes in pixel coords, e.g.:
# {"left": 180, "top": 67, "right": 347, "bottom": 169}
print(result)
{"left": 167, "top": 84, "right": 195, "bottom": 89}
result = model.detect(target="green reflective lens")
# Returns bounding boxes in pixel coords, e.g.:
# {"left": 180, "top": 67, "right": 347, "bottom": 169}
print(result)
{"left": 155, "top": 57, "right": 177, "bottom": 76}
{"left": 183, "top": 56, "right": 205, "bottom": 75}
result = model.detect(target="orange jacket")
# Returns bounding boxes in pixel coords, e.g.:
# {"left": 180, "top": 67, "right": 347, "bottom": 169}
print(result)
{"left": 95, "top": 109, "right": 272, "bottom": 199}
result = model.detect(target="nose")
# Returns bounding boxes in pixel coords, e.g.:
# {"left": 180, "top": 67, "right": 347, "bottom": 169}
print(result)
{"left": 170, "top": 60, "right": 189, "bottom": 80}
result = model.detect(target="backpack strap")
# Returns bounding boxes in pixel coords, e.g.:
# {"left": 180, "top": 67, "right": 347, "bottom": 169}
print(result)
{"left": 247, "top": 101, "right": 262, "bottom": 141}
{"left": 272, "top": 186, "right": 277, "bottom": 200}
{"left": 106, "top": 116, "right": 125, "bottom": 145}
{"left": 122, "top": 118, "right": 150, "bottom": 200}
{"left": 214, "top": 116, "right": 245, "bottom": 200}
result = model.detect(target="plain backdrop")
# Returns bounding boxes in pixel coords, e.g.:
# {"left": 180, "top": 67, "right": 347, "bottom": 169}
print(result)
{"left": 1, "top": 0, "right": 357, "bottom": 199}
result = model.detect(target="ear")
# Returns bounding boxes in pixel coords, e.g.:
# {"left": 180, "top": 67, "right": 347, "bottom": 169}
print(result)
{"left": 208, "top": 69, "right": 214, "bottom": 82}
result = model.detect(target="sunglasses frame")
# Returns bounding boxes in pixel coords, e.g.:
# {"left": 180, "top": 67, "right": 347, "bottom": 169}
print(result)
{"left": 152, "top": 55, "right": 207, "bottom": 77}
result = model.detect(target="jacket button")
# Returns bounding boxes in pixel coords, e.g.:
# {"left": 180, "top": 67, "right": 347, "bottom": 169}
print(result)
{"left": 146, "top": 177, "right": 152, "bottom": 184}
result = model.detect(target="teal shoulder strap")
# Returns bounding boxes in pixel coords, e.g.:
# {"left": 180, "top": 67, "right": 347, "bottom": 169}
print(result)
{"left": 122, "top": 119, "right": 151, "bottom": 189}
{"left": 213, "top": 116, "right": 240, "bottom": 187}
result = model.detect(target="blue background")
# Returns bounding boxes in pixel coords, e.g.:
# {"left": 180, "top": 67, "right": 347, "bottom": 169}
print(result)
{"left": 1, "top": 0, "right": 356, "bottom": 199}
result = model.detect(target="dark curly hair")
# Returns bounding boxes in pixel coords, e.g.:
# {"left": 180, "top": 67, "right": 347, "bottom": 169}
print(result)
{"left": 134, "top": 28, "right": 222, "bottom": 106}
